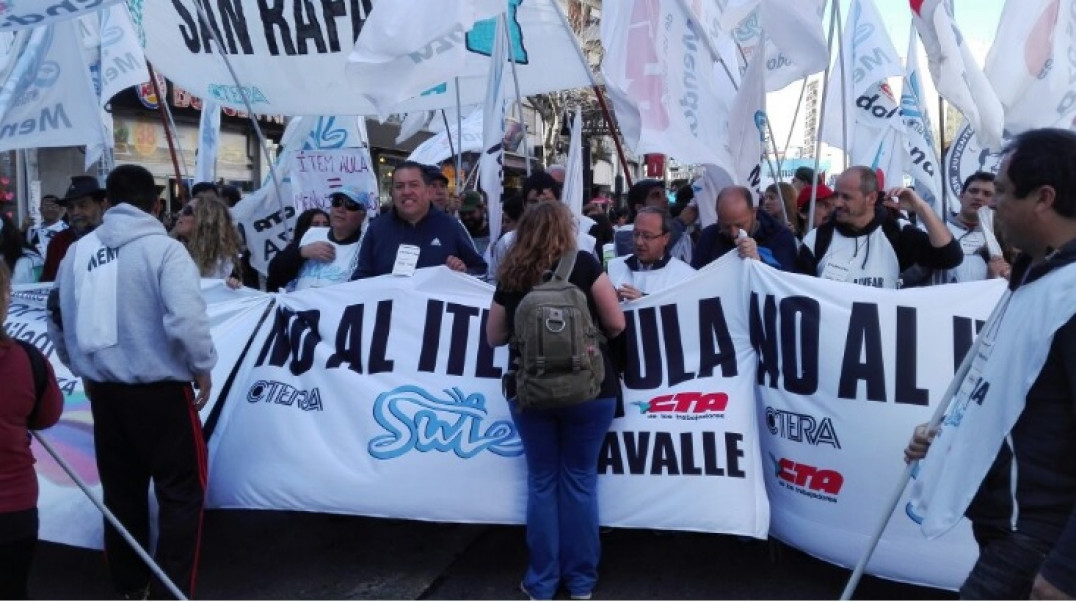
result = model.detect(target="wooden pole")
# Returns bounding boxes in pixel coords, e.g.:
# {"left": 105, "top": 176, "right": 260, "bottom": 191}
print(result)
{"left": 146, "top": 62, "right": 185, "bottom": 214}
{"left": 592, "top": 86, "right": 633, "bottom": 188}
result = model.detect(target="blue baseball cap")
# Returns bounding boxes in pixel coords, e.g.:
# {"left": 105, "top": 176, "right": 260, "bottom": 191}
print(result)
{"left": 330, "top": 185, "right": 373, "bottom": 211}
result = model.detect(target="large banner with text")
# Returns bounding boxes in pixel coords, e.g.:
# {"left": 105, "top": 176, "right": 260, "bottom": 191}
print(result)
{"left": 14, "top": 258, "right": 1009, "bottom": 590}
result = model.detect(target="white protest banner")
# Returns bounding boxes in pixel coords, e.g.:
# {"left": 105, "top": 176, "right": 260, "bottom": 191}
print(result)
{"left": 205, "top": 259, "right": 769, "bottom": 535}
{"left": 911, "top": 0, "right": 1005, "bottom": 148}
{"left": 232, "top": 176, "right": 296, "bottom": 277}
{"left": 408, "top": 110, "right": 484, "bottom": 166}
{"left": 747, "top": 263, "right": 1000, "bottom": 589}
{"left": 943, "top": 122, "right": 1011, "bottom": 212}
{"left": 287, "top": 148, "right": 379, "bottom": 214}
{"left": 901, "top": 28, "right": 943, "bottom": 213}
{"left": 10, "top": 281, "right": 274, "bottom": 550}
{"left": 985, "top": 0, "right": 1076, "bottom": 133}
{"left": 601, "top": 0, "right": 735, "bottom": 175}
{"left": 136, "top": 0, "right": 591, "bottom": 116}
{"left": 0, "top": 20, "right": 103, "bottom": 153}
{"left": 0, "top": 0, "right": 123, "bottom": 32}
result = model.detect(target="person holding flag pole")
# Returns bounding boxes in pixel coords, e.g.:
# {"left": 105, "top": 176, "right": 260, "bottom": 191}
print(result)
{"left": 844, "top": 128, "right": 1076, "bottom": 599}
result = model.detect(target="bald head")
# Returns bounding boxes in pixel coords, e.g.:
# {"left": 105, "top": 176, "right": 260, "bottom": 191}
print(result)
{"left": 716, "top": 186, "right": 757, "bottom": 241}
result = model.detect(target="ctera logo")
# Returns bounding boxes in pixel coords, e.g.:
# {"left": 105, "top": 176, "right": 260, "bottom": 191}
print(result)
{"left": 765, "top": 407, "right": 841, "bottom": 448}
{"left": 769, "top": 453, "right": 844, "bottom": 499}
{"left": 631, "top": 392, "right": 729, "bottom": 421}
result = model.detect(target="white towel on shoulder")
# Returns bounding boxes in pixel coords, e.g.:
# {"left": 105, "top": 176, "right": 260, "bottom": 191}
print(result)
{"left": 73, "top": 231, "right": 120, "bottom": 353}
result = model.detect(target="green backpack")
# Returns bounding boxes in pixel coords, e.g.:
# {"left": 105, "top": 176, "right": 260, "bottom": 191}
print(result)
{"left": 511, "top": 251, "right": 605, "bottom": 409}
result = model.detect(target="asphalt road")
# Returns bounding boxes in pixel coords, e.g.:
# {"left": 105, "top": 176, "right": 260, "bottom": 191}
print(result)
{"left": 29, "top": 509, "right": 956, "bottom": 600}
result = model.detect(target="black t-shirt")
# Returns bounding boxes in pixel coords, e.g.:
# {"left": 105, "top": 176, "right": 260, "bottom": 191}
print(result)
{"left": 493, "top": 250, "right": 619, "bottom": 399}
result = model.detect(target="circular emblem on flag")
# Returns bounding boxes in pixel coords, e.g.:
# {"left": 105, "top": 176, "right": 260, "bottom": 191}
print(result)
{"left": 944, "top": 123, "right": 1010, "bottom": 213}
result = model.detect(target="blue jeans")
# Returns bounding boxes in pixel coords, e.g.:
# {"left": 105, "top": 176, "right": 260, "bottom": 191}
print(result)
{"left": 512, "top": 397, "right": 616, "bottom": 600}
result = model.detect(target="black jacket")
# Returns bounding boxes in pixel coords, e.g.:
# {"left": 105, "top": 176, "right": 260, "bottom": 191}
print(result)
{"left": 351, "top": 207, "right": 486, "bottom": 279}
{"left": 692, "top": 210, "right": 798, "bottom": 271}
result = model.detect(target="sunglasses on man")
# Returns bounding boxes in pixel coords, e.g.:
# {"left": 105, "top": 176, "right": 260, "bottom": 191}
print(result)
{"left": 330, "top": 195, "right": 366, "bottom": 212}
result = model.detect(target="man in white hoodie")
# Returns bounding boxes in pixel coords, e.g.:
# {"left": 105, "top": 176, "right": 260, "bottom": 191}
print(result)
{"left": 47, "top": 164, "right": 217, "bottom": 600}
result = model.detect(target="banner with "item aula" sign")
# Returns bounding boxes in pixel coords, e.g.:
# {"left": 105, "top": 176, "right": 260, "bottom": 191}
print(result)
{"left": 24, "top": 256, "right": 1008, "bottom": 590}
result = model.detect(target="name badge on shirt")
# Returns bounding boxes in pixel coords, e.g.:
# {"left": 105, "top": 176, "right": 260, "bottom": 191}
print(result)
{"left": 820, "top": 261, "right": 851, "bottom": 282}
{"left": 392, "top": 244, "right": 421, "bottom": 277}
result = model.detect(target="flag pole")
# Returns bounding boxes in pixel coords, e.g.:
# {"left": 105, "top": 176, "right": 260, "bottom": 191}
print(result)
{"left": 191, "top": 2, "right": 289, "bottom": 237}
{"left": 32, "top": 431, "right": 188, "bottom": 600}
{"left": 838, "top": 291, "right": 1007, "bottom": 599}
{"left": 455, "top": 77, "right": 464, "bottom": 194}
{"left": 146, "top": 63, "right": 186, "bottom": 214}
{"left": 440, "top": 109, "right": 458, "bottom": 188}
{"left": 834, "top": 0, "right": 849, "bottom": 165}
{"left": 502, "top": 12, "right": 532, "bottom": 177}
{"left": 807, "top": 0, "right": 841, "bottom": 231}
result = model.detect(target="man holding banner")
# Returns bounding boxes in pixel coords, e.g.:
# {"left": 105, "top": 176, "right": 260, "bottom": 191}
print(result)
{"left": 905, "top": 129, "right": 1076, "bottom": 599}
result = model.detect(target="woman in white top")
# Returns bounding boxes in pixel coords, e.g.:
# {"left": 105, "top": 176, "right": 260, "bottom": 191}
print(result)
{"left": 172, "top": 191, "right": 243, "bottom": 285}
{"left": 0, "top": 215, "right": 43, "bottom": 285}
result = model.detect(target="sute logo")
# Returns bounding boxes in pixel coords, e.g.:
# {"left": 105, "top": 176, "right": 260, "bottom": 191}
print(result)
{"left": 765, "top": 407, "right": 841, "bottom": 448}
{"left": 631, "top": 392, "right": 729, "bottom": 421}
{"left": 771, "top": 454, "right": 844, "bottom": 496}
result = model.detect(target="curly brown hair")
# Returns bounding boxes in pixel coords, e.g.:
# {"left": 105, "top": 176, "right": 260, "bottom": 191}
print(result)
{"left": 498, "top": 201, "right": 577, "bottom": 291}
{"left": 185, "top": 191, "right": 243, "bottom": 278}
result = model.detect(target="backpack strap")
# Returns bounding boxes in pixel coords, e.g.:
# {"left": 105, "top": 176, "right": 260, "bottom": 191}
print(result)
{"left": 553, "top": 251, "right": 577, "bottom": 282}
{"left": 15, "top": 339, "right": 47, "bottom": 424}
{"left": 812, "top": 222, "right": 836, "bottom": 263}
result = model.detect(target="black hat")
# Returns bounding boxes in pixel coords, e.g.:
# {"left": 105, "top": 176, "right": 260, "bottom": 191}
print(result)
{"left": 423, "top": 164, "right": 449, "bottom": 185}
{"left": 58, "top": 175, "right": 106, "bottom": 204}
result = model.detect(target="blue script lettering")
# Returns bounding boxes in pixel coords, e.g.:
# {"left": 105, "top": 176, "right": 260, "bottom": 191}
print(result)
{"left": 369, "top": 386, "right": 523, "bottom": 459}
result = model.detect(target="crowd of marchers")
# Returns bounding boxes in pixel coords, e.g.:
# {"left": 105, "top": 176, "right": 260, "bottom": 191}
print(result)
{"left": 2, "top": 129, "right": 1075, "bottom": 601}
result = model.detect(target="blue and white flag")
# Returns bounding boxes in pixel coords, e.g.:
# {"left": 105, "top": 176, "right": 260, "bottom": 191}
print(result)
{"left": 479, "top": 13, "right": 507, "bottom": 250}
{"left": 95, "top": 3, "right": 148, "bottom": 106}
{"left": 901, "top": 26, "right": 944, "bottom": 215}
{"left": 0, "top": 0, "right": 124, "bottom": 32}
{"left": 195, "top": 102, "right": 221, "bottom": 184}
{"left": 563, "top": 108, "right": 584, "bottom": 217}
{"left": 728, "top": 48, "right": 767, "bottom": 194}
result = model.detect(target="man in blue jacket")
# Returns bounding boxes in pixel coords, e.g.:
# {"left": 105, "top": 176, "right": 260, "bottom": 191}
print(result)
{"left": 692, "top": 185, "right": 798, "bottom": 271}
{"left": 351, "top": 160, "right": 486, "bottom": 279}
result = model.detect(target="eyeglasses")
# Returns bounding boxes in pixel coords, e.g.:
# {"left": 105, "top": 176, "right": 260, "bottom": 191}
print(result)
{"left": 331, "top": 196, "right": 365, "bottom": 212}
{"left": 632, "top": 230, "right": 666, "bottom": 241}
{"left": 179, "top": 204, "right": 194, "bottom": 217}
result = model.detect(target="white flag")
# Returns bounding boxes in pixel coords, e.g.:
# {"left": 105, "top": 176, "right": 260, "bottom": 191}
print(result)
{"left": 911, "top": 0, "right": 1005, "bottom": 147}
{"left": 408, "top": 110, "right": 484, "bottom": 166}
{"left": 396, "top": 111, "right": 433, "bottom": 145}
{"left": 563, "top": 109, "right": 584, "bottom": 216}
{"left": 601, "top": 0, "right": 735, "bottom": 176}
{"left": 346, "top": 0, "right": 500, "bottom": 116}
{"left": 96, "top": 3, "right": 148, "bottom": 106}
{"left": 985, "top": 0, "right": 1076, "bottom": 133}
{"left": 0, "top": 1, "right": 124, "bottom": 32}
{"left": 280, "top": 116, "right": 367, "bottom": 151}
{"left": 731, "top": 0, "right": 828, "bottom": 91}
{"left": 820, "top": 0, "right": 903, "bottom": 154}
{"left": 901, "top": 27, "right": 944, "bottom": 214}
{"left": 479, "top": 14, "right": 507, "bottom": 249}
{"left": 0, "top": 21, "right": 102, "bottom": 153}
{"left": 195, "top": 102, "right": 221, "bottom": 184}
{"left": 727, "top": 50, "right": 767, "bottom": 191}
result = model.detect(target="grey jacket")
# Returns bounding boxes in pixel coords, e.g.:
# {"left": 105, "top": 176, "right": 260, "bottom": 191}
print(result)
{"left": 48, "top": 203, "right": 217, "bottom": 383}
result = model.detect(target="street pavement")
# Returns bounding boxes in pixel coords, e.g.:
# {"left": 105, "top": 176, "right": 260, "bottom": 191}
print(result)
{"left": 29, "top": 509, "right": 956, "bottom": 600}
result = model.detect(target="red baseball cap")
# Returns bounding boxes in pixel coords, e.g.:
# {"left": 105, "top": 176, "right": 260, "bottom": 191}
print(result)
{"left": 797, "top": 184, "right": 835, "bottom": 210}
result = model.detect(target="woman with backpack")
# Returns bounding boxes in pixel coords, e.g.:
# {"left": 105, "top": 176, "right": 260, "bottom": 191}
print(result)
{"left": 486, "top": 201, "right": 625, "bottom": 600}
{"left": 0, "top": 262, "right": 63, "bottom": 598}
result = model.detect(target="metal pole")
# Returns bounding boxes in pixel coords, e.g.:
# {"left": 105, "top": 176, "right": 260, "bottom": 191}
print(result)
{"left": 146, "top": 62, "right": 186, "bottom": 210}
{"left": 454, "top": 77, "right": 464, "bottom": 194}
{"left": 808, "top": 0, "right": 842, "bottom": 232}
{"left": 834, "top": 0, "right": 849, "bottom": 164}
{"left": 440, "top": 109, "right": 457, "bottom": 178}
{"left": 502, "top": 11, "right": 532, "bottom": 176}
{"left": 781, "top": 77, "right": 810, "bottom": 161}
{"left": 32, "top": 431, "right": 188, "bottom": 600}
{"left": 191, "top": 0, "right": 289, "bottom": 235}
{"left": 839, "top": 291, "right": 1010, "bottom": 599}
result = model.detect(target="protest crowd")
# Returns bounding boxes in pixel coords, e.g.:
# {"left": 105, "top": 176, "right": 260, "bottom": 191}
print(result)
{"left": 1, "top": 0, "right": 1075, "bottom": 601}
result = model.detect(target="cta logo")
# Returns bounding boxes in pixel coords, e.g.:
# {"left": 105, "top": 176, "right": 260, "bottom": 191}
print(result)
{"left": 631, "top": 392, "right": 729, "bottom": 421}
{"left": 769, "top": 454, "right": 843, "bottom": 502}
{"left": 765, "top": 407, "right": 841, "bottom": 448}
